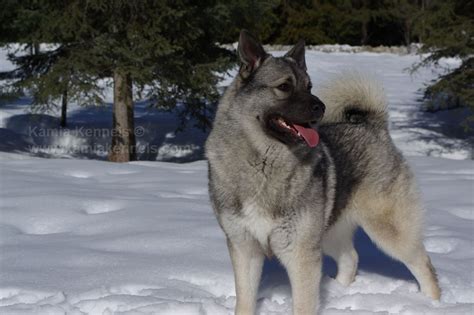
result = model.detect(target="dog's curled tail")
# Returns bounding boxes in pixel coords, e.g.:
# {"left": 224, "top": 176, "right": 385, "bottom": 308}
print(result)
{"left": 318, "top": 71, "right": 388, "bottom": 124}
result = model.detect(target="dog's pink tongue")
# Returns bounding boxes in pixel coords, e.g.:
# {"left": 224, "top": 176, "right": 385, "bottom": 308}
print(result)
{"left": 293, "top": 124, "right": 319, "bottom": 147}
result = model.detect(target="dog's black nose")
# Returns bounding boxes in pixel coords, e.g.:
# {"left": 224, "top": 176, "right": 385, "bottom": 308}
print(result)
{"left": 312, "top": 96, "right": 325, "bottom": 116}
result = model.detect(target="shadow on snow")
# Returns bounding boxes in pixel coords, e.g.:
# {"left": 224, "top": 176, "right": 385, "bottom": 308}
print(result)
{"left": 0, "top": 100, "right": 211, "bottom": 162}
{"left": 257, "top": 227, "right": 413, "bottom": 310}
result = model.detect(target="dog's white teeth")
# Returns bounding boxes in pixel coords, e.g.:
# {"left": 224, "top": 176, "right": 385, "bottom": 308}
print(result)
{"left": 276, "top": 118, "right": 296, "bottom": 132}
{"left": 277, "top": 118, "right": 290, "bottom": 128}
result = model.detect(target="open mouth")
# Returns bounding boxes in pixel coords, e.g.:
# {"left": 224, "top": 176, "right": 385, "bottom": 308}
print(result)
{"left": 267, "top": 115, "right": 320, "bottom": 148}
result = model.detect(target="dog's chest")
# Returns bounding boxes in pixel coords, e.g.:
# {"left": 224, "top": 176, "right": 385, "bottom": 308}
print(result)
{"left": 233, "top": 200, "right": 275, "bottom": 251}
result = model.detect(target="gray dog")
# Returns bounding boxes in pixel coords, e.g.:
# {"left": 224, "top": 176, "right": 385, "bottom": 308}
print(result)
{"left": 206, "top": 30, "right": 440, "bottom": 315}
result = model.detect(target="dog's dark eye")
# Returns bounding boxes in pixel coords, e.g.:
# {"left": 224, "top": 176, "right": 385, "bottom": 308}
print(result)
{"left": 277, "top": 83, "right": 292, "bottom": 92}
{"left": 307, "top": 83, "right": 313, "bottom": 91}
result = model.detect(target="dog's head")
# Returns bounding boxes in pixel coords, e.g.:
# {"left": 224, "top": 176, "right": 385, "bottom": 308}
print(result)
{"left": 233, "top": 30, "right": 325, "bottom": 149}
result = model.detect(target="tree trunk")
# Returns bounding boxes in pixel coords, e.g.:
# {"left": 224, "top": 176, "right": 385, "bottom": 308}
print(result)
{"left": 29, "top": 42, "right": 40, "bottom": 55}
{"left": 34, "top": 42, "right": 40, "bottom": 55}
{"left": 405, "top": 19, "right": 411, "bottom": 53}
{"left": 108, "top": 69, "right": 136, "bottom": 162}
{"left": 60, "top": 87, "right": 68, "bottom": 128}
{"left": 420, "top": 0, "right": 425, "bottom": 43}
{"left": 361, "top": 20, "right": 368, "bottom": 45}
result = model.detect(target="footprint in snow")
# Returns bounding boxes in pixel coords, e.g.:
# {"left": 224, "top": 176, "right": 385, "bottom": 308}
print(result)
{"left": 64, "top": 170, "right": 93, "bottom": 179}
{"left": 448, "top": 208, "right": 474, "bottom": 220}
{"left": 424, "top": 237, "right": 458, "bottom": 254}
{"left": 82, "top": 201, "right": 124, "bottom": 215}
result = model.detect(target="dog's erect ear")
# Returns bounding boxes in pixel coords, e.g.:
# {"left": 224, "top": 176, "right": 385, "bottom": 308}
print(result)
{"left": 285, "top": 39, "right": 306, "bottom": 71}
{"left": 238, "top": 30, "right": 267, "bottom": 78}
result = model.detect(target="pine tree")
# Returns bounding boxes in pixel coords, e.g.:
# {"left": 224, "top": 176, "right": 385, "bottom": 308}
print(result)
{"left": 0, "top": 2, "right": 105, "bottom": 128}
{"left": 215, "top": 0, "right": 279, "bottom": 43}
{"left": 412, "top": 0, "right": 474, "bottom": 129}
{"left": 1, "top": 1, "right": 233, "bottom": 162}
{"left": 387, "top": 0, "right": 423, "bottom": 49}
{"left": 0, "top": 45, "right": 103, "bottom": 128}
{"left": 0, "top": 0, "right": 20, "bottom": 43}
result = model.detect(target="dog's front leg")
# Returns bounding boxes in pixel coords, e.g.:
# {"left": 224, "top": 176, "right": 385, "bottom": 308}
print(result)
{"left": 279, "top": 242, "right": 322, "bottom": 315}
{"left": 227, "top": 236, "right": 264, "bottom": 315}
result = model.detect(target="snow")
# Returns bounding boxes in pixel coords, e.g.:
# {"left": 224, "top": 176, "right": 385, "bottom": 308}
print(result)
{"left": 1, "top": 47, "right": 473, "bottom": 314}
{"left": 0, "top": 155, "right": 472, "bottom": 314}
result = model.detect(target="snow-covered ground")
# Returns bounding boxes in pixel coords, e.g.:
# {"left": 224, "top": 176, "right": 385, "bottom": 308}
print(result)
{"left": 0, "top": 154, "right": 473, "bottom": 314}
{"left": 1, "top": 48, "right": 473, "bottom": 314}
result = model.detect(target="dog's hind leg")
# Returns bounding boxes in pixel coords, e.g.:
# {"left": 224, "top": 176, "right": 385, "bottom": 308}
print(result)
{"left": 322, "top": 215, "right": 358, "bottom": 286}
{"left": 356, "top": 199, "right": 441, "bottom": 300}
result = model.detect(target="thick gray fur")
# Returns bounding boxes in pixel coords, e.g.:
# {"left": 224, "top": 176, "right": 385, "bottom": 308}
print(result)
{"left": 206, "top": 31, "right": 440, "bottom": 315}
